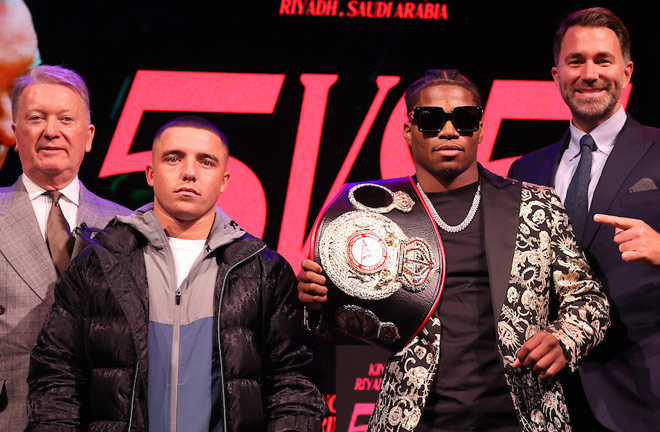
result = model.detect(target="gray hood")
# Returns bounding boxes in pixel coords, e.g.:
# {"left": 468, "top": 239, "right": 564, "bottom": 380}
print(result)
{"left": 116, "top": 203, "right": 245, "bottom": 253}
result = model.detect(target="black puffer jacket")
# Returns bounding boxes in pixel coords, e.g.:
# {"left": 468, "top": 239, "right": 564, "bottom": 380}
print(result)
{"left": 26, "top": 221, "right": 326, "bottom": 431}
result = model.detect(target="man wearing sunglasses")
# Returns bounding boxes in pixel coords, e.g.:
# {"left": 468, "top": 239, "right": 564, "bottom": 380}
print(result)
{"left": 298, "top": 69, "right": 609, "bottom": 431}
{"left": 509, "top": 7, "right": 660, "bottom": 431}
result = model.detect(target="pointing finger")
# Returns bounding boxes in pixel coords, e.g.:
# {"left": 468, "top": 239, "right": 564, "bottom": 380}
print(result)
{"left": 593, "top": 214, "right": 635, "bottom": 230}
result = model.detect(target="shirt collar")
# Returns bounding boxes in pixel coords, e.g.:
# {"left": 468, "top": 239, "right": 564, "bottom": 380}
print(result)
{"left": 22, "top": 174, "right": 81, "bottom": 206}
{"left": 568, "top": 106, "right": 627, "bottom": 159}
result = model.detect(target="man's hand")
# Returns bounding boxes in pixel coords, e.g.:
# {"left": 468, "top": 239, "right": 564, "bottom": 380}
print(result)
{"left": 594, "top": 213, "right": 660, "bottom": 266}
{"left": 512, "top": 330, "right": 567, "bottom": 379}
{"left": 297, "top": 259, "right": 328, "bottom": 311}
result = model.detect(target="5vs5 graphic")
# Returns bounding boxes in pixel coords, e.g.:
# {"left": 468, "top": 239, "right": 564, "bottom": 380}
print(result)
{"left": 101, "top": 70, "right": 632, "bottom": 272}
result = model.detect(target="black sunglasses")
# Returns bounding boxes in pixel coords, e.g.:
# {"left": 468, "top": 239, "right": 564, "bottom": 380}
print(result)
{"left": 409, "top": 106, "right": 483, "bottom": 134}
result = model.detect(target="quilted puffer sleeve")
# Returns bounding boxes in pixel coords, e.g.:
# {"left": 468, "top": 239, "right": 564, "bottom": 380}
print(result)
{"left": 259, "top": 249, "right": 328, "bottom": 432}
{"left": 25, "top": 248, "right": 98, "bottom": 431}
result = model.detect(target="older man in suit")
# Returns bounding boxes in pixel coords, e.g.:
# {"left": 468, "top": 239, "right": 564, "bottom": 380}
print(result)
{"left": 0, "top": 65, "right": 130, "bottom": 430}
{"left": 509, "top": 7, "right": 660, "bottom": 431}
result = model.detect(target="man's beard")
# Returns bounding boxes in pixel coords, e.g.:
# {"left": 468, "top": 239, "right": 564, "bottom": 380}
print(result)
{"left": 562, "top": 81, "right": 620, "bottom": 122}
{"left": 436, "top": 168, "right": 462, "bottom": 181}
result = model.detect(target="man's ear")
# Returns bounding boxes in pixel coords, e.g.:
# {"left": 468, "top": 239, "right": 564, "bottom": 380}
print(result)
{"left": 219, "top": 171, "right": 230, "bottom": 194}
{"left": 623, "top": 60, "right": 634, "bottom": 87}
{"left": 404, "top": 122, "right": 412, "bottom": 147}
{"left": 85, "top": 124, "right": 95, "bottom": 152}
{"left": 145, "top": 164, "right": 154, "bottom": 187}
{"left": 551, "top": 66, "right": 560, "bottom": 88}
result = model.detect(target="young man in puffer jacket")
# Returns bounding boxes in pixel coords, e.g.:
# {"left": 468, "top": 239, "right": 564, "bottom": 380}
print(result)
{"left": 25, "top": 116, "right": 326, "bottom": 432}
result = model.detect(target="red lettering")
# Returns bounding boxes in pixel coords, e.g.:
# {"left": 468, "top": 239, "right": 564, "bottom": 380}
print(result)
{"left": 322, "top": 415, "right": 336, "bottom": 432}
{"left": 216, "top": 158, "right": 267, "bottom": 238}
{"left": 437, "top": 3, "right": 448, "bottom": 19}
{"left": 368, "top": 362, "right": 385, "bottom": 376}
{"left": 278, "top": 74, "right": 337, "bottom": 270}
{"left": 325, "top": 393, "right": 336, "bottom": 413}
{"left": 403, "top": 2, "right": 415, "bottom": 18}
{"left": 347, "top": 403, "right": 375, "bottom": 432}
{"left": 315, "top": 0, "right": 326, "bottom": 15}
{"left": 278, "top": 75, "right": 399, "bottom": 272}
{"left": 327, "top": 0, "right": 338, "bottom": 16}
{"left": 380, "top": 95, "right": 412, "bottom": 179}
{"left": 366, "top": 1, "right": 376, "bottom": 18}
{"left": 356, "top": 1, "right": 366, "bottom": 17}
{"left": 99, "top": 71, "right": 284, "bottom": 178}
{"left": 305, "top": 0, "right": 316, "bottom": 15}
{"left": 98, "top": 71, "right": 284, "bottom": 237}
{"left": 424, "top": 3, "right": 434, "bottom": 19}
{"left": 279, "top": 0, "right": 292, "bottom": 14}
{"left": 293, "top": 0, "right": 305, "bottom": 14}
{"left": 414, "top": 3, "right": 424, "bottom": 18}
{"left": 393, "top": 2, "right": 403, "bottom": 18}
{"left": 319, "top": 76, "right": 399, "bottom": 208}
{"left": 375, "top": 1, "right": 388, "bottom": 17}
{"left": 102, "top": 72, "right": 634, "bottom": 271}
{"left": 346, "top": 0, "right": 358, "bottom": 17}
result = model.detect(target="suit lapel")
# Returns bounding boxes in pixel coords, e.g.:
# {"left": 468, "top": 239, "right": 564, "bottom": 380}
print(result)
{"left": 539, "top": 133, "right": 569, "bottom": 187}
{"left": 480, "top": 167, "right": 521, "bottom": 323}
{"left": 73, "top": 183, "right": 116, "bottom": 257}
{"left": 0, "top": 179, "right": 57, "bottom": 301}
{"left": 582, "top": 118, "right": 654, "bottom": 248}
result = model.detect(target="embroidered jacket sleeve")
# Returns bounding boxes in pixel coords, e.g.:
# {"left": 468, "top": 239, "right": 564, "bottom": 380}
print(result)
{"left": 521, "top": 184, "right": 610, "bottom": 372}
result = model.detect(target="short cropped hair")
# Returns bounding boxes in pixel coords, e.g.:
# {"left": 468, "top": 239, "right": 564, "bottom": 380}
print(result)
{"left": 553, "top": 7, "right": 631, "bottom": 65}
{"left": 153, "top": 115, "right": 229, "bottom": 151}
{"left": 404, "top": 69, "right": 482, "bottom": 113}
{"left": 12, "top": 65, "right": 91, "bottom": 123}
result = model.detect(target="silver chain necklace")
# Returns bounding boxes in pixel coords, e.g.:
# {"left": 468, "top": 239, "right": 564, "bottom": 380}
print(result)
{"left": 416, "top": 181, "right": 481, "bottom": 233}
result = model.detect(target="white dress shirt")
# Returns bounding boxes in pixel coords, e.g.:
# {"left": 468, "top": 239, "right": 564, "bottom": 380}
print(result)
{"left": 22, "top": 174, "right": 80, "bottom": 240}
{"left": 554, "top": 106, "right": 627, "bottom": 209}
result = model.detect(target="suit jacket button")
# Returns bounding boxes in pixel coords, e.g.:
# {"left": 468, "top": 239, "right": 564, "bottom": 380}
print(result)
{"left": 0, "top": 305, "right": 5, "bottom": 315}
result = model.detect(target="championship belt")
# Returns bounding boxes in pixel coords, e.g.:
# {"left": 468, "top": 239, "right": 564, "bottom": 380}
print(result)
{"left": 311, "top": 177, "right": 446, "bottom": 353}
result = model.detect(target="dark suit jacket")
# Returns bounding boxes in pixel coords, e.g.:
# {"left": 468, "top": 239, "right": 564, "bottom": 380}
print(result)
{"left": 509, "top": 116, "right": 660, "bottom": 431}
{"left": 0, "top": 177, "right": 131, "bottom": 431}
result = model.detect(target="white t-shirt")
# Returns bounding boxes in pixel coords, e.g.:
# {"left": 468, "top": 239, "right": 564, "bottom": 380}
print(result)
{"left": 168, "top": 237, "right": 206, "bottom": 287}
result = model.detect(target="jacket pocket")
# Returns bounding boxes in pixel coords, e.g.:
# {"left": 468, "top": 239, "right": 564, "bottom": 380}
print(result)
{"left": 620, "top": 188, "right": 660, "bottom": 206}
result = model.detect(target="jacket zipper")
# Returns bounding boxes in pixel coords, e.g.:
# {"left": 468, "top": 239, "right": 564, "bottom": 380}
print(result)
{"left": 171, "top": 291, "right": 183, "bottom": 432}
{"left": 170, "top": 252, "right": 182, "bottom": 432}
{"left": 128, "top": 362, "right": 139, "bottom": 431}
{"left": 217, "top": 245, "right": 266, "bottom": 432}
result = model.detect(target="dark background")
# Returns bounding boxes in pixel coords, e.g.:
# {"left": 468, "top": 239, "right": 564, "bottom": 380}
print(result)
{"left": 3, "top": 0, "right": 657, "bottom": 251}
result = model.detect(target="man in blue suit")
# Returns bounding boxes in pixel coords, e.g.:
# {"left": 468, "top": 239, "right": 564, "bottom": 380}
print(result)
{"left": 509, "top": 7, "right": 660, "bottom": 431}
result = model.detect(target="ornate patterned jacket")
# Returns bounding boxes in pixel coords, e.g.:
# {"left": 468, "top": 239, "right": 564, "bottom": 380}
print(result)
{"left": 368, "top": 167, "right": 610, "bottom": 432}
